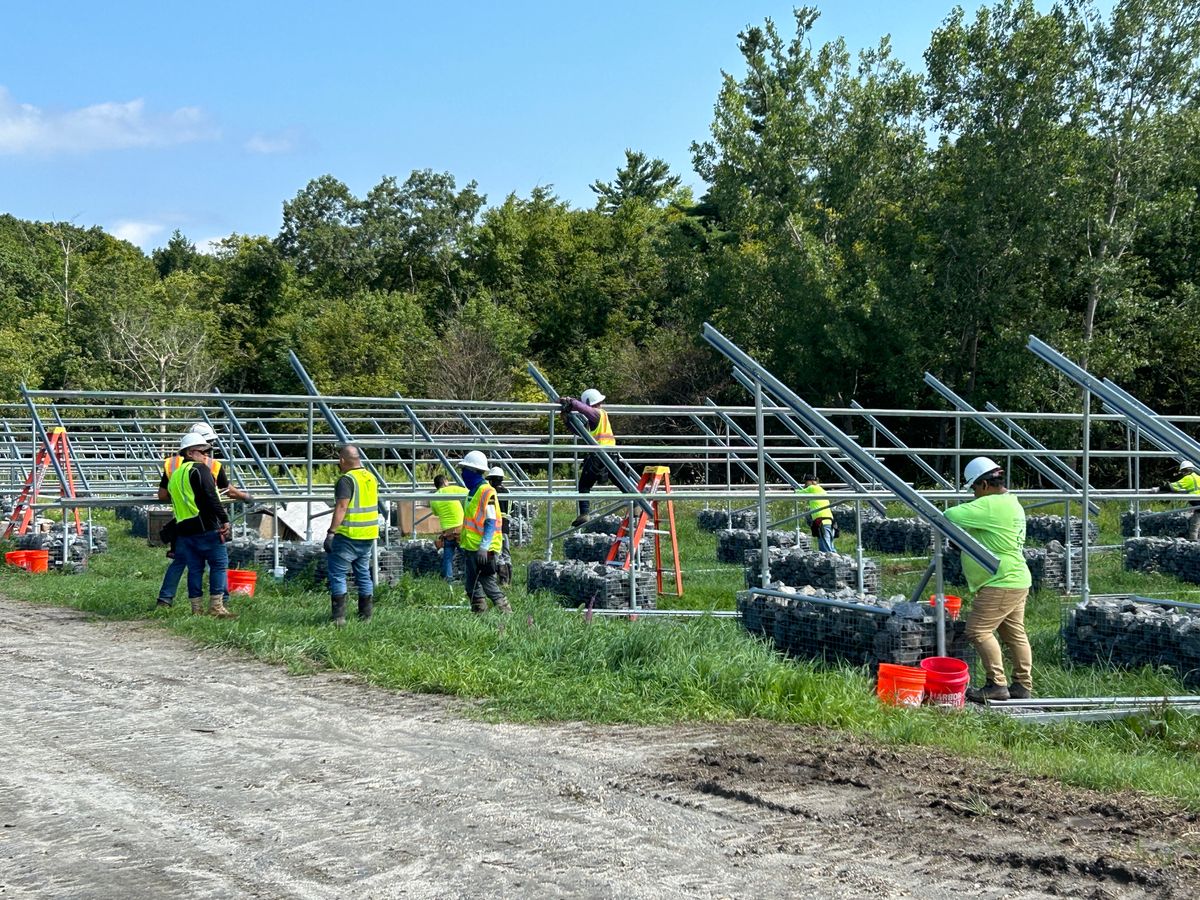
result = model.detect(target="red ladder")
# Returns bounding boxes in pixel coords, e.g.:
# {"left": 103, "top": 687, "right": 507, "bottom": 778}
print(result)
{"left": 3, "top": 427, "right": 83, "bottom": 539}
{"left": 604, "top": 465, "right": 684, "bottom": 597}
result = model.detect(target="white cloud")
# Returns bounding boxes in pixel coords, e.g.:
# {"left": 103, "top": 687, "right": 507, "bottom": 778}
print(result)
{"left": 244, "top": 128, "right": 300, "bottom": 155}
{"left": 196, "top": 235, "right": 230, "bottom": 255}
{"left": 110, "top": 220, "right": 167, "bottom": 248}
{"left": 0, "top": 86, "right": 218, "bottom": 155}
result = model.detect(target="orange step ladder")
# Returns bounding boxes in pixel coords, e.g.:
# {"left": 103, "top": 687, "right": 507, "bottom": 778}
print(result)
{"left": 604, "top": 465, "right": 683, "bottom": 597}
{"left": 3, "top": 427, "right": 83, "bottom": 539}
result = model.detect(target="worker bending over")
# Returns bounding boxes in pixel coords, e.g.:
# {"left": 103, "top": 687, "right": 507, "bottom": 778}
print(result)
{"left": 798, "top": 474, "right": 836, "bottom": 553}
{"left": 943, "top": 456, "right": 1033, "bottom": 703}
{"left": 1163, "top": 460, "right": 1200, "bottom": 541}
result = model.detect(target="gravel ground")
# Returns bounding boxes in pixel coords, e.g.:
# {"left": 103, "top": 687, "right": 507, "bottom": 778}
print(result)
{"left": 1, "top": 598, "right": 1197, "bottom": 899}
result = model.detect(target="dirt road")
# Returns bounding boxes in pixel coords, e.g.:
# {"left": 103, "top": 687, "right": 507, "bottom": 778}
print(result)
{"left": 1, "top": 598, "right": 1197, "bottom": 899}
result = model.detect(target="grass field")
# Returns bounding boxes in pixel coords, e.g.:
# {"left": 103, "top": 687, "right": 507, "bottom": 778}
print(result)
{"left": 3, "top": 498, "right": 1200, "bottom": 808}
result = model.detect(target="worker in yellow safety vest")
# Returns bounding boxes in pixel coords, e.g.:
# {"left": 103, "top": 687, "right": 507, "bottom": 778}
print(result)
{"left": 457, "top": 450, "right": 511, "bottom": 614}
{"left": 164, "top": 431, "right": 233, "bottom": 617}
{"left": 798, "top": 474, "right": 837, "bottom": 553}
{"left": 430, "top": 472, "right": 468, "bottom": 581}
{"left": 558, "top": 387, "right": 620, "bottom": 527}
{"left": 1164, "top": 460, "right": 1200, "bottom": 541}
{"left": 323, "top": 444, "right": 379, "bottom": 626}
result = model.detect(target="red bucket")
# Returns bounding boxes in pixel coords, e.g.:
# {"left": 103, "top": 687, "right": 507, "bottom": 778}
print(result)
{"left": 876, "top": 663, "right": 927, "bottom": 708}
{"left": 227, "top": 569, "right": 257, "bottom": 597}
{"left": 5, "top": 550, "right": 30, "bottom": 570}
{"left": 920, "top": 656, "right": 970, "bottom": 710}
{"left": 24, "top": 550, "right": 49, "bottom": 573}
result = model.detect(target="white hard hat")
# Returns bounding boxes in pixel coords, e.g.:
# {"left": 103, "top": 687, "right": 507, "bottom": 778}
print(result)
{"left": 962, "top": 456, "right": 1002, "bottom": 490}
{"left": 179, "top": 432, "right": 210, "bottom": 453}
{"left": 1180, "top": 461, "right": 1197, "bottom": 471}
{"left": 487, "top": 466, "right": 505, "bottom": 478}
{"left": 460, "top": 450, "right": 489, "bottom": 471}
{"left": 581, "top": 388, "right": 606, "bottom": 406}
{"left": 190, "top": 422, "right": 217, "bottom": 442}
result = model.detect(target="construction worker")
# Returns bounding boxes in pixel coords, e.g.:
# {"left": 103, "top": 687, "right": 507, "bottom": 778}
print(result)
{"left": 487, "top": 466, "right": 513, "bottom": 585}
{"left": 943, "top": 456, "right": 1033, "bottom": 703}
{"left": 155, "top": 424, "right": 251, "bottom": 609}
{"left": 798, "top": 474, "right": 836, "bottom": 552}
{"left": 559, "top": 388, "right": 617, "bottom": 527}
{"left": 323, "top": 444, "right": 378, "bottom": 626}
{"left": 165, "top": 432, "right": 233, "bottom": 618}
{"left": 430, "top": 473, "right": 467, "bottom": 581}
{"left": 1163, "top": 461, "right": 1200, "bottom": 540}
{"left": 458, "top": 451, "right": 511, "bottom": 613}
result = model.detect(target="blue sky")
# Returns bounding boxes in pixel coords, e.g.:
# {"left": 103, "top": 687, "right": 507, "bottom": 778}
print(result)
{"left": 0, "top": 1, "right": 1028, "bottom": 252}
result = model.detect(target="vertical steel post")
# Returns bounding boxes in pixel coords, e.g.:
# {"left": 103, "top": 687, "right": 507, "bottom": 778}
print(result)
{"left": 934, "top": 532, "right": 946, "bottom": 657}
{"left": 1133, "top": 426, "right": 1141, "bottom": 538}
{"left": 306, "top": 402, "right": 314, "bottom": 542}
{"left": 1081, "top": 386, "right": 1091, "bottom": 602}
{"left": 545, "top": 411, "right": 555, "bottom": 562}
{"left": 755, "top": 376, "right": 769, "bottom": 588}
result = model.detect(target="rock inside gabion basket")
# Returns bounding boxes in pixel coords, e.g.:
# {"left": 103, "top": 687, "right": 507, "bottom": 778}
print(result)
{"left": 401, "top": 538, "right": 462, "bottom": 579}
{"left": 225, "top": 538, "right": 329, "bottom": 584}
{"left": 1120, "top": 510, "right": 1195, "bottom": 538}
{"left": 1123, "top": 537, "right": 1200, "bottom": 583}
{"left": 860, "top": 517, "right": 933, "bottom": 554}
{"left": 1064, "top": 597, "right": 1200, "bottom": 688}
{"left": 736, "top": 588, "right": 974, "bottom": 669}
{"left": 697, "top": 508, "right": 758, "bottom": 532}
{"left": 526, "top": 559, "right": 657, "bottom": 610}
{"left": 377, "top": 548, "right": 404, "bottom": 586}
{"left": 1024, "top": 514, "right": 1098, "bottom": 545}
{"left": 716, "top": 529, "right": 805, "bottom": 564}
{"left": 744, "top": 547, "right": 880, "bottom": 595}
{"left": 831, "top": 504, "right": 882, "bottom": 533}
{"left": 124, "top": 505, "right": 163, "bottom": 538}
{"left": 578, "top": 514, "right": 625, "bottom": 536}
{"left": 563, "top": 531, "right": 654, "bottom": 564}
{"left": 507, "top": 510, "right": 535, "bottom": 547}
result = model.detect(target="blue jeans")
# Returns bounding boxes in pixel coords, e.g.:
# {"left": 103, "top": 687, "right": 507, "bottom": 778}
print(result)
{"left": 176, "top": 531, "right": 228, "bottom": 598}
{"left": 442, "top": 536, "right": 459, "bottom": 580}
{"left": 158, "top": 550, "right": 229, "bottom": 604}
{"left": 815, "top": 521, "right": 835, "bottom": 553}
{"left": 327, "top": 534, "right": 374, "bottom": 597}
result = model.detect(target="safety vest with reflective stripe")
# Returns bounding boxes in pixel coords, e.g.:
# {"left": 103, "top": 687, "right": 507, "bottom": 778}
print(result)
{"left": 164, "top": 455, "right": 222, "bottom": 479}
{"left": 337, "top": 468, "right": 380, "bottom": 540}
{"left": 167, "top": 461, "right": 201, "bottom": 524}
{"left": 591, "top": 409, "right": 616, "bottom": 446}
{"left": 798, "top": 484, "right": 833, "bottom": 523}
{"left": 1171, "top": 472, "right": 1200, "bottom": 495}
{"left": 429, "top": 484, "right": 468, "bottom": 529}
{"left": 460, "top": 483, "right": 502, "bottom": 552}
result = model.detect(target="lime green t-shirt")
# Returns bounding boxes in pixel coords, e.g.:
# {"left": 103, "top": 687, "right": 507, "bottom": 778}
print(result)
{"left": 429, "top": 485, "right": 468, "bottom": 529}
{"left": 796, "top": 484, "right": 833, "bottom": 522}
{"left": 942, "top": 492, "right": 1032, "bottom": 593}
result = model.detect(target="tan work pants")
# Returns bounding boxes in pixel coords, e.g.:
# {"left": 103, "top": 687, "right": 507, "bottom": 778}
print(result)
{"left": 964, "top": 586, "right": 1032, "bottom": 689}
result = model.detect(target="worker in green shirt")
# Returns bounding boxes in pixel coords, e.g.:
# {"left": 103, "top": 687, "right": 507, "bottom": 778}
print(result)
{"left": 430, "top": 473, "right": 468, "bottom": 581}
{"left": 798, "top": 474, "right": 836, "bottom": 553}
{"left": 943, "top": 456, "right": 1033, "bottom": 703}
{"left": 1163, "top": 461, "right": 1200, "bottom": 540}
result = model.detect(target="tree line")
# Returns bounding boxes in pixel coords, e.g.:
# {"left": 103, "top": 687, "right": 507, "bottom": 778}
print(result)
{"left": 1, "top": 0, "right": 1198, "bottom": 448}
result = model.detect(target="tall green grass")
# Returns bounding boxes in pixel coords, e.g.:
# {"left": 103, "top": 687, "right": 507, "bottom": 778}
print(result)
{"left": 2, "top": 501, "right": 1199, "bottom": 808}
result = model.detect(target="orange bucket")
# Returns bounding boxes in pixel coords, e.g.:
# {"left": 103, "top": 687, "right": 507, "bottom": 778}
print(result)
{"left": 24, "top": 550, "right": 49, "bottom": 573}
{"left": 5, "top": 550, "right": 30, "bottom": 570}
{"left": 920, "top": 656, "right": 970, "bottom": 710}
{"left": 876, "top": 663, "right": 927, "bottom": 708}
{"left": 929, "top": 594, "right": 962, "bottom": 619}
{"left": 227, "top": 569, "right": 257, "bottom": 597}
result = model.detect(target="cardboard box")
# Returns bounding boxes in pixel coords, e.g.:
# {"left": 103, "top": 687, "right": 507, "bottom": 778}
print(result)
{"left": 147, "top": 508, "right": 174, "bottom": 547}
{"left": 395, "top": 501, "right": 443, "bottom": 535}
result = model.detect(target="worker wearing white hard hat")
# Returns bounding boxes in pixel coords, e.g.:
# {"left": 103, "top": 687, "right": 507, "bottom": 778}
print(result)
{"left": 155, "top": 425, "right": 253, "bottom": 610}
{"left": 486, "top": 466, "right": 514, "bottom": 586}
{"left": 162, "top": 432, "right": 234, "bottom": 618}
{"left": 943, "top": 456, "right": 1033, "bottom": 704}
{"left": 1164, "top": 461, "right": 1200, "bottom": 540}
{"left": 458, "top": 451, "right": 511, "bottom": 613}
{"left": 558, "top": 387, "right": 620, "bottom": 527}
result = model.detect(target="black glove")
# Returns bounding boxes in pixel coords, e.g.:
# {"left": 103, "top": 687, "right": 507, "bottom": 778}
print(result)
{"left": 323, "top": 531, "right": 335, "bottom": 553}
{"left": 559, "top": 397, "right": 573, "bottom": 413}
{"left": 475, "top": 548, "right": 490, "bottom": 568}
{"left": 1162, "top": 482, "right": 1175, "bottom": 494}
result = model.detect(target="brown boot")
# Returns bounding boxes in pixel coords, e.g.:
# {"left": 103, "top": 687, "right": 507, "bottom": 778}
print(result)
{"left": 209, "top": 595, "right": 236, "bottom": 619}
{"left": 190, "top": 597, "right": 205, "bottom": 615}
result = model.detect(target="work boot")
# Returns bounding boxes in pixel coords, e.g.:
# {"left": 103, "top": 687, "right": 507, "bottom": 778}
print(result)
{"left": 209, "top": 595, "right": 236, "bottom": 619}
{"left": 357, "top": 595, "right": 374, "bottom": 621}
{"left": 571, "top": 513, "right": 590, "bottom": 528}
{"left": 494, "top": 597, "right": 513, "bottom": 614}
{"left": 331, "top": 594, "right": 347, "bottom": 627}
{"left": 155, "top": 598, "right": 172, "bottom": 609}
{"left": 190, "top": 597, "right": 205, "bottom": 615}
{"left": 1007, "top": 682, "right": 1033, "bottom": 700}
{"left": 966, "top": 682, "right": 1010, "bottom": 704}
